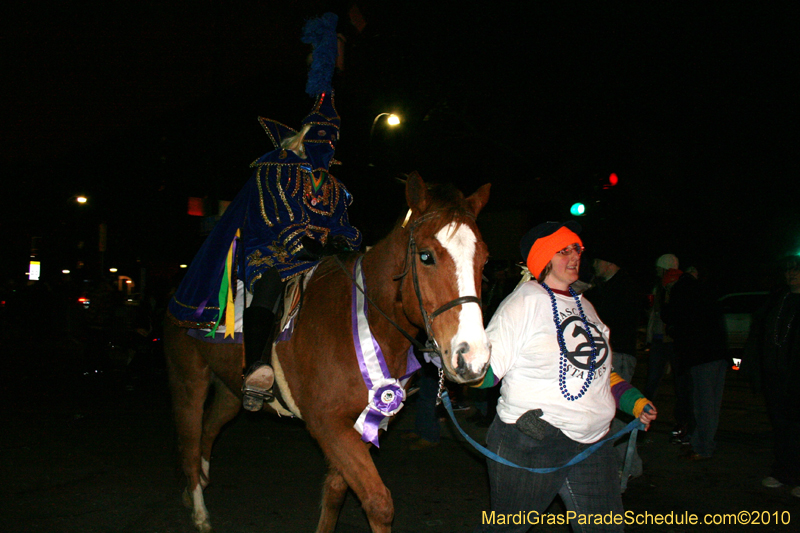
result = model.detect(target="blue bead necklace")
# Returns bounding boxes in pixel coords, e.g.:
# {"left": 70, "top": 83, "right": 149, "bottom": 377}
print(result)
{"left": 541, "top": 282, "right": 598, "bottom": 401}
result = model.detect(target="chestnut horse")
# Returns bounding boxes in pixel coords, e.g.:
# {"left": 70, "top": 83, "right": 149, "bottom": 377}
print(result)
{"left": 164, "top": 173, "right": 491, "bottom": 532}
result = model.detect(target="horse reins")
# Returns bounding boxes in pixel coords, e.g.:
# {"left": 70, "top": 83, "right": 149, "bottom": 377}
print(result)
{"left": 334, "top": 208, "right": 482, "bottom": 359}
{"left": 334, "top": 253, "right": 429, "bottom": 354}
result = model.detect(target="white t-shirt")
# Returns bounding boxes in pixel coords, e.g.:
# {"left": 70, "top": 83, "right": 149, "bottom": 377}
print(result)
{"left": 486, "top": 281, "right": 616, "bottom": 443}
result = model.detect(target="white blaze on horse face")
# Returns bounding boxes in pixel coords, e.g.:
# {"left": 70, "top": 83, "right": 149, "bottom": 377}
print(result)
{"left": 435, "top": 223, "right": 490, "bottom": 376}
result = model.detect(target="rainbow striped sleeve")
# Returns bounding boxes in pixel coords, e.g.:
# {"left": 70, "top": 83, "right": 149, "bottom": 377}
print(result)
{"left": 472, "top": 365, "right": 500, "bottom": 389}
{"left": 609, "top": 372, "right": 651, "bottom": 418}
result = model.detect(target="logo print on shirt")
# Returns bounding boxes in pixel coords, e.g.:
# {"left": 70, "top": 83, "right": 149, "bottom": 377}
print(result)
{"left": 560, "top": 316, "right": 609, "bottom": 371}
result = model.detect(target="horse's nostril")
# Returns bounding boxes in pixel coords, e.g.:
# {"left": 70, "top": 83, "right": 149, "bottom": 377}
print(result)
{"left": 455, "top": 343, "right": 470, "bottom": 375}
{"left": 455, "top": 342, "right": 469, "bottom": 357}
{"left": 456, "top": 353, "right": 466, "bottom": 375}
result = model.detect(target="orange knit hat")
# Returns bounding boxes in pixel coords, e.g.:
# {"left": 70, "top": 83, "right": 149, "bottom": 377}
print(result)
{"left": 521, "top": 224, "right": 583, "bottom": 279}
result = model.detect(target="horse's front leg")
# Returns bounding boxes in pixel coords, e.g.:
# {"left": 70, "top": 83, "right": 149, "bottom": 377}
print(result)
{"left": 313, "top": 424, "right": 393, "bottom": 533}
{"left": 316, "top": 466, "right": 350, "bottom": 533}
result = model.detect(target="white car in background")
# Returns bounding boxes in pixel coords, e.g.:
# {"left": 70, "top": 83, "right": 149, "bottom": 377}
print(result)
{"left": 718, "top": 291, "right": 769, "bottom": 351}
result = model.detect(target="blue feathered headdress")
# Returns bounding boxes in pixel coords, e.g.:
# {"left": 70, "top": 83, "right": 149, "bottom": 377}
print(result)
{"left": 256, "top": 13, "right": 340, "bottom": 154}
{"left": 301, "top": 13, "right": 338, "bottom": 97}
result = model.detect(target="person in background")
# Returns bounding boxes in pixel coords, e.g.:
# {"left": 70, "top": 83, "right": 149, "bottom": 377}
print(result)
{"left": 662, "top": 265, "right": 728, "bottom": 460}
{"left": 590, "top": 243, "right": 645, "bottom": 477}
{"left": 744, "top": 255, "right": 800, "bottom": 497}
{"left": 590, "top": 245, "right": 642, "bottom": 383}
{"left": 474, "top": 221, "right": 656, "bottom": 532}
{"left": 644, "top": 254, "right": 692, "bottom": 442}
{"left": 403, "top": 356, "right": 442, "bottom": 451}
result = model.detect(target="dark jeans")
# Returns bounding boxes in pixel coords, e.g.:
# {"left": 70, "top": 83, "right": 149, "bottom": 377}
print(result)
{"left": 644, "top": 340, "right": 673, "bottom": 400}
{"left": 689, "top": 359, "right": 727, "bottom": 457}
{"left": 476, "top": 418, "right": 624, "bottom": 533}
{"left": 611, "top": 352, "right": 642, "bottom": 477}
{"left": 764, "top": 379, "right": 800, "bottom": 486}
{"left": 611, "top": 352, "right": 636, "bottom": 383}
{"left": 645, "top": 340, "right": 693, "bottom": 427}
{"left": 414, "top": 363, "right": 441, "bottom": 443}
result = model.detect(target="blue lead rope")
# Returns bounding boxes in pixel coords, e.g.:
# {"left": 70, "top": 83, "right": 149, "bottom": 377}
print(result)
{"left": 440, "top": 389, "right": 646, "bottom": 474}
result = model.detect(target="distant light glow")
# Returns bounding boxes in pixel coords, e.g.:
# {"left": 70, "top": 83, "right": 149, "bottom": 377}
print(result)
{"left": 109, "top": 267, "right": 118, "bottom": 273}
{"left": 608, "top": 173, "right": 619, "bottom": 186}
{"left": 62, "top": 269, "right": 70, "bottom": 274}
{"left": 187, "top": 197, "right": 205, "bottom": 217}
{"left": 28, "top": 261, "right": 41, "bottom": 281}
{"left": 180, "top": 264, "right": 188, "bottom": 269}
{"left": 570, "top": 202, "right": 586, "bottom": 216}
{"left": 76, "top": 196, "right": 87, "bottom": 204}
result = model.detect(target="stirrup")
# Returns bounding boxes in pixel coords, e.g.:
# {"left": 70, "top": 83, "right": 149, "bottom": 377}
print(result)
{"left": 242, "top": 364, "right": 275, "bottom": 411}
{"left": 242, "top": 388, "right": 274, "bottom": 411}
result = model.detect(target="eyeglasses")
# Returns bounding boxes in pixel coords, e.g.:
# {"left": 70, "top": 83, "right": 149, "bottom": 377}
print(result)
{"left": 557, "top": 244, "right": 584, "bottom": 256}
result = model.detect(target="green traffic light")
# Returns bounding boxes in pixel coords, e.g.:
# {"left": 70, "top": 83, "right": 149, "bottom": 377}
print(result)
{"left": 570, "top": 202, "right": 586, "bottom": 216}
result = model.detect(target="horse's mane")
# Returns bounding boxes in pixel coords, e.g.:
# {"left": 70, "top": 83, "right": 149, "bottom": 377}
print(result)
{"left": 405, "top": 182, "right": 475, "bottom": 229}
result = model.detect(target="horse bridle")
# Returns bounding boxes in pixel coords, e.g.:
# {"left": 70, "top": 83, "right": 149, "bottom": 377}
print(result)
{"left": 401, "top": 210, "right": 482, "bottom": 357}
{"left": 335, "top": 209, "right": 482, "bottom": 360}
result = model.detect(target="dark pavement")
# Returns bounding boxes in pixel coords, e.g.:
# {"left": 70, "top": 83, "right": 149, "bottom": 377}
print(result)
{"left": 1, "top": 335, "right": 798, "bottom": 533}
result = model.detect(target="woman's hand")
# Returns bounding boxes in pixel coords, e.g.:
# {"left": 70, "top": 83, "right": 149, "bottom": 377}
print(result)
{"left": 639, "top": 403, "right": 657, "bottom": 430}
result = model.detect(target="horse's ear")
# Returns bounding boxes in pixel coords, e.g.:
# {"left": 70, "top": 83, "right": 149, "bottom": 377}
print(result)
{"left": 405, "top": 171, "right": 430, "bottom": 213}
{"left": 465, "top": 183, "right": 491, "bottom": 217}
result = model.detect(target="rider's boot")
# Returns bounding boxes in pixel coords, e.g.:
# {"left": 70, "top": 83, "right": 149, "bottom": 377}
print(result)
{"left": 241, "top": 306, "right": 277, "bottom": 412}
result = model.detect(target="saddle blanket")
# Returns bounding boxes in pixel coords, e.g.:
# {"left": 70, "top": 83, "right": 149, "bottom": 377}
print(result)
{"left": 187, "top": 267, "right": 315, "bottom": 344}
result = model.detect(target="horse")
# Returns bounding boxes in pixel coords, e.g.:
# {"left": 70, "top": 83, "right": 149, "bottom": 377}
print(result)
{"left": 164, "top": 172, "right": 491, "bottom": 533}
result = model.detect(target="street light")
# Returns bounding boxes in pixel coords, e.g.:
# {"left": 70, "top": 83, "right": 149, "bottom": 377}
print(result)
{"left": 370, "top": 112, "right": 401, "bottom": 139}
{"left": 369, "top": 113, "right": 402, "bottom": 167}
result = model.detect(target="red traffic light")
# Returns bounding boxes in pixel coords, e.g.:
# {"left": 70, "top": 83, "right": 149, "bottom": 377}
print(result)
{"left": 601, "top": 172, "right": 619, "bottom": 189}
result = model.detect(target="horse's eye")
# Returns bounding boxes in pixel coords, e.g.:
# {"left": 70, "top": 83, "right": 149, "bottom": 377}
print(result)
{"left": 419, "top": 251, "right": 435, "bottom": 265}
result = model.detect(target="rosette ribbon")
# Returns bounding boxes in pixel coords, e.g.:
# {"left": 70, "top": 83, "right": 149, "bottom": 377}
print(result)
{"left": 351, "top": 257, "right": 420, "bottom": 446}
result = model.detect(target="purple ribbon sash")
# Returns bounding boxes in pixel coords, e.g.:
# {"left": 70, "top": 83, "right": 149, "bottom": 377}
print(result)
{"left": 351, "top": 257, "right": 420, "bottom": 446}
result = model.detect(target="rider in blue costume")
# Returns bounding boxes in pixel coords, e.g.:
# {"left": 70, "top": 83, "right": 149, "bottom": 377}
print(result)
{"left": 167, "top": 13, "right": 362, "bottom": 411}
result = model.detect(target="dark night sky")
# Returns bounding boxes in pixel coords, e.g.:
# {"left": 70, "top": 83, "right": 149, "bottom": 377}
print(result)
{"left": 2, "top": 1, "right": 798, "bottom": 292}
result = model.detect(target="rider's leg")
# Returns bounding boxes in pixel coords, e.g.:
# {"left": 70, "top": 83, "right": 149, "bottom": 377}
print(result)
{"left": 242, "top": 269, "right": 284, "bottom": 411}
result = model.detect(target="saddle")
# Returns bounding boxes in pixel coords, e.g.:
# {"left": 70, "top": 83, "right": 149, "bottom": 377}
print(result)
{"left": 275, "top": 264, "right": 317, "bottom": 343}
{"left": 264, "top": 264, "right": 319, "bottom": 419}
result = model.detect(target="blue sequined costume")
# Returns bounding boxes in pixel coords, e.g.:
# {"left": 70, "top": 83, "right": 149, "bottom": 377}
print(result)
{"left": 168, "top": 92, "right": 362, "bottom": 332}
